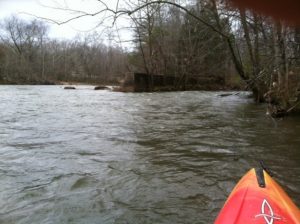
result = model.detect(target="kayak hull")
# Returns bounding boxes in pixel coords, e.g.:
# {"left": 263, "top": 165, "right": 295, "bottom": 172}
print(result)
{"left": 215, "top": 168, "right": 300, "bottom": 224}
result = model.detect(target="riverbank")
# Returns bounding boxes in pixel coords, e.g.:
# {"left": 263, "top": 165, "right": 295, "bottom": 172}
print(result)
{"left": 0, "top": 81, "right": 245, "bottom": 92}
{"left": 0, "top": 80, "right": 118, "bottom": 87}
{"left": 114, "top": 83, "right": 244, "bottom": 92}
{"left": 0, "top": 72, "right": 245, "bottom": 92}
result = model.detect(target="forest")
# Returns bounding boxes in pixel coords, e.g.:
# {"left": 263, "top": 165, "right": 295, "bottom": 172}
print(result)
{"left": 0, "top": 16, "right": 127, "bottom": 85}
{"left": 0, "top": 0, "right": 300, "bottom": 116}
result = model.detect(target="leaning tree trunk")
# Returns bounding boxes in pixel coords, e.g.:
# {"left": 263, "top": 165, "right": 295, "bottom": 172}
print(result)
{"left": 211, "top": 0, "right": 266, "bottom": 102}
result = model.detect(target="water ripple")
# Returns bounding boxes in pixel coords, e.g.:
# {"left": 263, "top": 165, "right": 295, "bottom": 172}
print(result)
{"left": 0, "top": 86, "right": 299, "bottom": 224}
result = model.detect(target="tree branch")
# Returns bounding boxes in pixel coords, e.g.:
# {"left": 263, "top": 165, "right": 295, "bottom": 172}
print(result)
{"left": 128, "top": 0, "right": 229, "bottom": 38}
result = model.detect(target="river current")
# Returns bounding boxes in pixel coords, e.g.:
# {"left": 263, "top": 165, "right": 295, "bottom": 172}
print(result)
{"left": 0, "top": 85, "right": 299, "bottom": 224}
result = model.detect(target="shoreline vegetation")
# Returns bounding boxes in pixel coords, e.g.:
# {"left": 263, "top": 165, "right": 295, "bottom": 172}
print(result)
{"left": 0, "top": 73, "right": 245, "bottom": 92}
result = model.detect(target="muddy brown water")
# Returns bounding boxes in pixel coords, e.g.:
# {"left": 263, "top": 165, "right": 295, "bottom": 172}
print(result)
{"left": 0, "top": 86, "right": 299, "bottom": 223}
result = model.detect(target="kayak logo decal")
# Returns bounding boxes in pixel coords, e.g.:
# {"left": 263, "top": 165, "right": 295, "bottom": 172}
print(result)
{"left": 255, "top": 199, "right": 282, "bottom": 224}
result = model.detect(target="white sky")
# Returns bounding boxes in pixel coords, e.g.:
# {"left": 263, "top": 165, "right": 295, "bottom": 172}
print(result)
{"left": 0, "top": 0, "right": 134, "bottom": 48}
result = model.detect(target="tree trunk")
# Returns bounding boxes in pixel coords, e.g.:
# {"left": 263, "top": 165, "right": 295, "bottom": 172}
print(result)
{"left": 211, "top": 0, "right": 266, "bottom": 102}
{"left": 276, "top": 22, "right": 288, "bottom": 90}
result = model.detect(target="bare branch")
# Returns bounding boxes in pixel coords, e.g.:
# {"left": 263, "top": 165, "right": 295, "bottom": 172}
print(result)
{"left": 127, "top": 0, "right": 229, "bottom": 38}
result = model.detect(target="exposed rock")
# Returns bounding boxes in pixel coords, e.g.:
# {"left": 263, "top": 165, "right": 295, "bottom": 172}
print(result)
{"left": 94, "top": 86, "right": 109, "bottom": 90}
{"left": 64, "top": 86, "right": 76, "bottom": 90}
{"left": 219, "top": 93, "right": 233, "bottom": 97}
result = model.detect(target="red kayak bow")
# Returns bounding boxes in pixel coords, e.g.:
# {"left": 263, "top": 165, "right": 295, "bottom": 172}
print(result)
{"left": 215, "top": 168, "right": 300, "bottom": 224}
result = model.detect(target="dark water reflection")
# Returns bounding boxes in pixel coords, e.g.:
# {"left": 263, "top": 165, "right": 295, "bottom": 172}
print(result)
{"left": 0, "top": 86, "right": 299, "bottom": 224}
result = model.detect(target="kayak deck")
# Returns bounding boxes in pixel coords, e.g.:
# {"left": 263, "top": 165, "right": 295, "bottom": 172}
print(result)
{"left": 215, "top": 168, "right": 300, "bottom": 224}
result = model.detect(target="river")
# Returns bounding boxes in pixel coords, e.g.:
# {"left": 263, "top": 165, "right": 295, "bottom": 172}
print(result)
{"left": 0, "top": 85, "right": 299, "bottom": 224}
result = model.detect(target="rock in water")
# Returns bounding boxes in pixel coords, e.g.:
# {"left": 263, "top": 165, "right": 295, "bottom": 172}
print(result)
{"left": 64, "top": 86, "right": 76, "bottom": 90}
{"left": 94, "top": 86, "right": 109, "bottom": 90}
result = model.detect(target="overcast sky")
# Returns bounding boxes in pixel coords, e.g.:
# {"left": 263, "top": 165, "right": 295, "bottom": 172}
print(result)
{"left": 0, "top": 0, "right": 133, "bottom": 47}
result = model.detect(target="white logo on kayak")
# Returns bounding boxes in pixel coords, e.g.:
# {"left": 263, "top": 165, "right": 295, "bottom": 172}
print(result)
{"left": 255, "top": 199, "right": 281, "bottom": 224}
